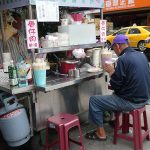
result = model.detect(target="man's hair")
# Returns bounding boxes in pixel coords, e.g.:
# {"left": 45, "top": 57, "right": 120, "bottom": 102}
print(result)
{"left": 119, "top": 43, "right": 129, "bottom": 50}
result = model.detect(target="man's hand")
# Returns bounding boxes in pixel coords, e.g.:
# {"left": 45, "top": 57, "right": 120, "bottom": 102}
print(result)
{"left": 104, "top": 63, "right": 115, "bottom": 77}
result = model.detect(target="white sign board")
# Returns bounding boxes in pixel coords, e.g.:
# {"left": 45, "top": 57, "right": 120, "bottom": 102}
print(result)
{"left": 25, "top": 20, "right": 39, "bottom": 49}
{"left": 30, "top": 0, "right": 104, "bottom": 8}
{"left": 0, "top": 0, "right": 104, "bottom": 10}
{"left": 36, "top": 0, "right": 59, "bottom": 22}
{"left": 100, "top": 20, "right": 107, "bottom": 43}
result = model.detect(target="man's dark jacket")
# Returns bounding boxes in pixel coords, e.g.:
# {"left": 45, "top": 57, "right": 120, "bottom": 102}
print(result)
{"left": 110, "top": 47, "right": 150, "bottom": 104}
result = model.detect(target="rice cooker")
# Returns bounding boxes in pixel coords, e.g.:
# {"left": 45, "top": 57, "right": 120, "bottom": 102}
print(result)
{"left": 59, "top": 60, "right": 79, "bottom": 74}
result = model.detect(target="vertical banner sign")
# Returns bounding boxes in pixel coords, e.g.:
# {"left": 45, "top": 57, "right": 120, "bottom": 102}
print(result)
{"left": 25, "top": 19, "right": 39, "bottom": 49}
{"left": 36, "top": 0, "right": 59, "bottom": 22}
{"left": 100, "top": 20, "right": 107, "bottom": 43}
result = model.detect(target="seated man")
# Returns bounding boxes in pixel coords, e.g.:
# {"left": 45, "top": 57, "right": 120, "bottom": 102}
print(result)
{"left": 86, "top": 34, "right": 150, "bottom": 140}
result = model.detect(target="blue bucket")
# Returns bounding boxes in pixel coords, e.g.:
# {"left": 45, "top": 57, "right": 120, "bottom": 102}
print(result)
{"left": 34, "top": 70, "right": 46, "bottom": 86}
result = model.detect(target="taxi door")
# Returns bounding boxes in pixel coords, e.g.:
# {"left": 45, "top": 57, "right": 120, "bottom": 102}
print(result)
{"left": 126, "top": 28, "right": 141, "bottom": 48}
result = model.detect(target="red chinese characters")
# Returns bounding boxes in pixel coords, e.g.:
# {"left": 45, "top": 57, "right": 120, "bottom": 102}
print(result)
{"left": 25, "top": 20, "right": 39, "bottom": 49}
{"left": 100, "top": 20, "right": 107, "bottom": 43}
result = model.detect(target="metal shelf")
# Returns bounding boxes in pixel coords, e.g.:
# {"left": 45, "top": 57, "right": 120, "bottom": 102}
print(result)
{"left": 36, "top": 43, "right": 104, "bottom": 53}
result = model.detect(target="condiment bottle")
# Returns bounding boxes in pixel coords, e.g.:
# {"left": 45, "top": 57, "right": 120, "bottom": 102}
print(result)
{"left": 8, "top": 60, "right": 18, "bottom": 86}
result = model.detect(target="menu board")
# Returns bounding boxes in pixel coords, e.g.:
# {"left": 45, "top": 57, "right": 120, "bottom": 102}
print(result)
{"left": 0, "top": 0, "right": 104, "bottom": 10}
{"left": 36, "top": 0, "right": 59, "bottom": 22}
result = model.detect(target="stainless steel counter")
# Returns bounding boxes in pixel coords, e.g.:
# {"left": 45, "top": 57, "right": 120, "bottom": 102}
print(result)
{"left": 36, "top": 71, "right": 103, "bottom": 92}
{"left": 0, "top": 83, "right": 34, "bottom": 94}
{"left": 0, "top": 71, "right": 103, "bottom": 94}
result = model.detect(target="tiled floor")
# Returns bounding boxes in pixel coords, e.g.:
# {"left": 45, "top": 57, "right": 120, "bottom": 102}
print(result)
{"left": 1, "top": 105, "right": 150, "bottom": 150}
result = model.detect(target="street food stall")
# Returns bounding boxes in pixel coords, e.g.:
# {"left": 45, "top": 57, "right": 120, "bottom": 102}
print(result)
{"left": 0, "top": 0, "right": 107, "bottom": 137}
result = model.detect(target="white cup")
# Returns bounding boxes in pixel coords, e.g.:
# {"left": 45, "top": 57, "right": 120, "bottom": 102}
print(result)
{"left": 3, "top": 62, "right": 11, "bottom": 73}
{"left": 2, "top": 52, "right": 12, "bottom": 62}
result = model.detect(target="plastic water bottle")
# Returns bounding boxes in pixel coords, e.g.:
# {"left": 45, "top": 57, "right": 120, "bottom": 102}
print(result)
{"left": 8, "top": 60, "right": 18, "bottom": 86}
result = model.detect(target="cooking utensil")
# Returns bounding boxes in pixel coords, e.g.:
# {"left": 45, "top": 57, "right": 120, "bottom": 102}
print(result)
{"left": 59, "top": 60, "right": 79, "bottom": 74}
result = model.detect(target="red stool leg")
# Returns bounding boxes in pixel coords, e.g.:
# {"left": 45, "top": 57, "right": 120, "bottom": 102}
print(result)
{"left": 64, "top": 128, "right": 69, "bottom": 150}
{"left": 137, "top": 110, "right": 143, "bottom": 150}
{"left": 113, "top": 112, "right": 120, "bottom": 144}
{"left": 64, "top": 120, "right": 84, "bottom": 150}
{"left": 132, "top": 110, "right": 141, "bottom": 150}
{"left": 57, "top": 124, "right": 65, "bottom": 150}
{"left": 143, "top": 110, "right": 150, "bottom": 140}
{"left": 64, "top": 126, "right": 84, "bottom": 150}
{"left": 77, "top": 124, "right": 84, "bottom": 150}
{"left": 122, "top": 113, "right": 129, "bottom": 133}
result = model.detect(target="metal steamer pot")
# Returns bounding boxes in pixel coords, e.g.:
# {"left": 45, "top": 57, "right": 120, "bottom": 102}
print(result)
{"left": 59, "top": 60, "right": 79, "bottom": 74}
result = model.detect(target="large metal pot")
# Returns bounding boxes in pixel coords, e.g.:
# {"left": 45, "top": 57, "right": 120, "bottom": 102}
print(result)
{"left": 59, "top": 60, "right": 78, "bottom": 74}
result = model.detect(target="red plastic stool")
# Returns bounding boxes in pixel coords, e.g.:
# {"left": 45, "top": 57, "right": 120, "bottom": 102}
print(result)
{"left": 45, "top": 113, "right": 84, "bottom": 150}
{"left": 113, "top": 106, "right": 150, "bottom": 150}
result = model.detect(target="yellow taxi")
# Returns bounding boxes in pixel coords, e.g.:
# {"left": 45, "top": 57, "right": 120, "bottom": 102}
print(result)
{"left": 106, "top": 26, "right": 150, "bottom": 51}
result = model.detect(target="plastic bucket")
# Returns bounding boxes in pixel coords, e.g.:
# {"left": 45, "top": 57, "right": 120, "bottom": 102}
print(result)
{"left": 34, "top": 70, "right": 46, "bottom": 86}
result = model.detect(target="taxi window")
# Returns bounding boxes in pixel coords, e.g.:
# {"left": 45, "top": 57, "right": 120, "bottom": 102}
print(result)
{"left": 113, "top": 28, "right": 128, "bottom": 36}
{"left": 143, "top": 27, "right": 150, "bottom": 32}
{"left": 128, "top": 28, "right": 141, "bottom": 34}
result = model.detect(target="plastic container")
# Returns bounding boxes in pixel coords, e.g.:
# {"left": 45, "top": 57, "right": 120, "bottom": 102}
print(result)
{"left": 101, "top": 49, "right": 112, "bottom": 68}
{"left": 8, "top": 60, "right": 18, "bottom": 86}
{"left": 16, "top": 62, "right": 28, "bottom": 87}
{"left": 92, "top": 48, "right": 100, "bottom": 67}
{"left": 34, "top": 70, "right": 46, "bottom": 86}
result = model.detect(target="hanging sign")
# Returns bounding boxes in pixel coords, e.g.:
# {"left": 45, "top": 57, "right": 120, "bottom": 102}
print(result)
{"left": 100, "top": 20, "right": 107, "bottom": 43}
{"left": 36, "top": 0, "right": 59, "bottom": 22}
{"left": 25, "top": 19, "right": 39, "bottom": 49}
{"left": 104, "top": 0, "right": 150, "bottom": 12}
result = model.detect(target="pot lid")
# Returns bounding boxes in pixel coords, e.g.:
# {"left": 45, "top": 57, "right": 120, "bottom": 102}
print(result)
{"left": 61, "top": 60, "right": 79, "bottom": 64}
